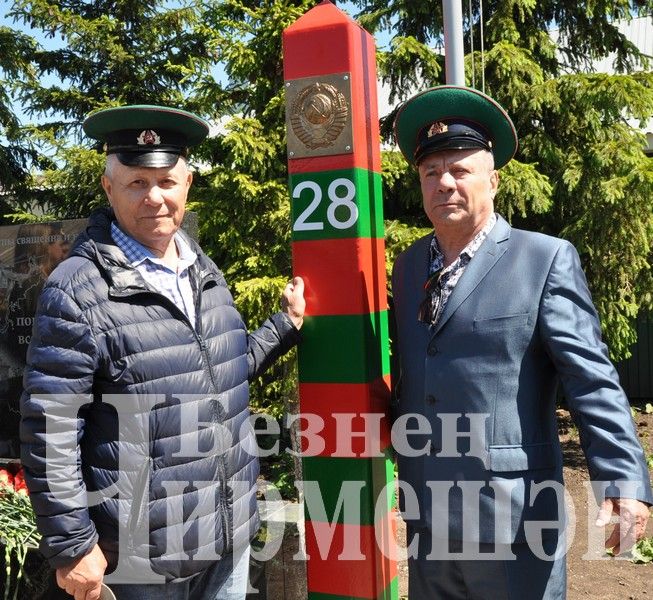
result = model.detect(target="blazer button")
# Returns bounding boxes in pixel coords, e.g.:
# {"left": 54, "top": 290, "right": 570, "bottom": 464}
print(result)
{"left": 427, "top": 344, "right": 438, "bottom": 356}
{"left": 426, "top": 394, "right": 437, "bottom": 405}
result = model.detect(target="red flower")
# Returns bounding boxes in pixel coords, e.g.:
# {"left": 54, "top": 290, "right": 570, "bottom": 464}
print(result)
{"left": 0, "top": 468, "right": 14, "bottom": 489}
{"left": 14, "top": 469, "right": 27, "bottom": 494}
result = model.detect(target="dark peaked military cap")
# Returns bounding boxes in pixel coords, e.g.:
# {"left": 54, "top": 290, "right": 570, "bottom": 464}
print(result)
{"left": 83, "top": 105, "right": 210, "bottom": 168}
{"left": 393, "top": 86, "right": 518, "bottom": 168}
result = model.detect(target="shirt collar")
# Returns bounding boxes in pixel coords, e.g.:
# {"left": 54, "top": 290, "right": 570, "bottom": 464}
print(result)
{"left": 111, "top": 221, "right": 197, "bottom": 271}
{"left": 174, "top": 231, "right": 197, "bottom": 271}
{"left": 429, "top": 212, "right": 497, "bottom": 275}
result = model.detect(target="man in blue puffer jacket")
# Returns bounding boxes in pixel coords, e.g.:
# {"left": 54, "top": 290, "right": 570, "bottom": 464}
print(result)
{"left": 20, "top": 105, "right": 305, "bottom": 600}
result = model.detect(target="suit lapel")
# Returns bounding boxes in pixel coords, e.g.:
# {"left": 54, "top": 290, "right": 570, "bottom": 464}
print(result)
{"left": 413, "top": 232, "right": 434, "bottom": 291}
{"left": 432, "top": 215, "right": 511, "bottom": 335}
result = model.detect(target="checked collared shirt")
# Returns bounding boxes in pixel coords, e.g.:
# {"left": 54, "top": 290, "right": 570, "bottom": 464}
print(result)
{"left": 425, "top": 212, "right": 497, "bottom": 326}
{"left": 111, "top": 222, "right": 198, "bottom": 326}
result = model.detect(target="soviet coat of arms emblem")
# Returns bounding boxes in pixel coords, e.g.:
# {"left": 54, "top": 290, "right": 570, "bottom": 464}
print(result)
{"left": 290, "top": 82, "right": 349, "bottom": 150}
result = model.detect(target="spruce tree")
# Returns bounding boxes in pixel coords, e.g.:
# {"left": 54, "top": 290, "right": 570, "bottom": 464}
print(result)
{"left": 354, "top": 0, "right": 653, "bottom": 359}
{"left": 0, "top": 24, "right": 40, "bottom": 213}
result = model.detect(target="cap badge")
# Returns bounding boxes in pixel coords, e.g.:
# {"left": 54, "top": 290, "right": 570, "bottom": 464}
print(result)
{"left": 427, "top": 122, "right": 448, "bottom": 137}
{"left": 137, "top": 130, "right": 161, "bottom": 146}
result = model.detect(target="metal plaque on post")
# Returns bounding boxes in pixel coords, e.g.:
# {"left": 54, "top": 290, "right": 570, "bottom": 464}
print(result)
{"left": 285, "top": 72, "right": 354, "bottom": 159}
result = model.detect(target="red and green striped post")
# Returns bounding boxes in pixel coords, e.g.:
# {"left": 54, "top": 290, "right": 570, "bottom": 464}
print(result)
{"left": 283, "top": 2, "right": 398, "bottom": 599}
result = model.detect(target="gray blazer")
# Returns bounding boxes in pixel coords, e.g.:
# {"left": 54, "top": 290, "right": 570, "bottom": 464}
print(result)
{"left": 392, "top": 214, "right": 652, "bottom": 544}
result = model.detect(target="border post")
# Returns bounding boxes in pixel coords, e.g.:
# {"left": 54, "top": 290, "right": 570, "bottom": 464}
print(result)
{"left": 283, "top": 2, "right": 398, "bottom": 598}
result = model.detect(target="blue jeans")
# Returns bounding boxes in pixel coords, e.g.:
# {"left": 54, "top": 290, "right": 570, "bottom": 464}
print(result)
{"left": 108, "top": 546, "right": 251, "bottom": 600}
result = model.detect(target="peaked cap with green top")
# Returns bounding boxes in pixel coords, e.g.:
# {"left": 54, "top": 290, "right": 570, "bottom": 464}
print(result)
{"left": 83, "top": 104, "right": 210, "bottom": 168}
{"left": 393, "top": 86, "right": 518, "bottom": 169}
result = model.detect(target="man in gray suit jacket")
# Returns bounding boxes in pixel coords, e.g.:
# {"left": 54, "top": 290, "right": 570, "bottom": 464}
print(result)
{"left": 391, "top": 86, "right": 652, "bottom": 599}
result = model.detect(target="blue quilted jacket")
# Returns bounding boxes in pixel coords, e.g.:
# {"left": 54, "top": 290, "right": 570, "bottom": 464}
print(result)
{"left": 20, "top": 208, "right": 300, "bottom": 581}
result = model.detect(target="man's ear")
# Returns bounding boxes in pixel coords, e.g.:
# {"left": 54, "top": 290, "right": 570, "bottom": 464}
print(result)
{"left": 186, "top": 170, "right": 193, "bottom": 189}
{"left": 490, "top": 170, "right": 499, "bottom": 196}
{"left": 101, "top": 174, "right": 113, "bottom": 205}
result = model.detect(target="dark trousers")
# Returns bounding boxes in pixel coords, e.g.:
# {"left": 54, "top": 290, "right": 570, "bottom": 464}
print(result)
{"left": 407, "top": 526, "right": 566, "bottom": 600}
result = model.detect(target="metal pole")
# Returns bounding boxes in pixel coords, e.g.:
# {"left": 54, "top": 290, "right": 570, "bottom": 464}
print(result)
{"left": 468, "top": 0, "right": 475, "bottom": 88}
{"left": 479, "top": 0, "right": 485, "bottom": 92}
{"left": 442, "top": 0, "right": 465, "bottom": 85}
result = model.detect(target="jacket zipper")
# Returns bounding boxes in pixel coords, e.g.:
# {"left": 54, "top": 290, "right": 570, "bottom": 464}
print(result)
{"left": 193, "top": 273, "right": 232, "bottom": 555}
{"left": 196, "top": 334, "right": 232, "bottom": 554}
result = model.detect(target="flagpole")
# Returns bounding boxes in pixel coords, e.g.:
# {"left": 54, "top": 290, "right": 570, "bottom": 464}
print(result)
{"left": 442, "top": 0, "right": 465, "bottom": 85}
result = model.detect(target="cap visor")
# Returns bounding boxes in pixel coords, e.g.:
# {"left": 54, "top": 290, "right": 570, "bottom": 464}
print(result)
{"left": 114, "top": 151, "right": 180, "bottom": 168}
{"left": 416, "top": 138, "right": 490, "bottom": 164}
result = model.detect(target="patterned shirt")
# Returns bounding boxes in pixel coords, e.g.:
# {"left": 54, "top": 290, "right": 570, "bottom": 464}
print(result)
{"left": 424, "top": 212, "right": 497, "bottom": 326}
{"left": 111, "top": 222, "right": 198, "bottom": 326}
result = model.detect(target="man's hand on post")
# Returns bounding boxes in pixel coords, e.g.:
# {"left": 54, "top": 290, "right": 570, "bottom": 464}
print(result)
{"left": 282, "top": 276, "right": 305, "bottom": 330}
{"left": 55, "top": 543, "right": 107, "bottom": 600}
{"left": 595, "top": 497, "right": 651, "bottom": 555}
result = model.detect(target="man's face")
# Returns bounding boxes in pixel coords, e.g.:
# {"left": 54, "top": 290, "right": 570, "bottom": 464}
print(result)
{"left": 101, "top": 158, "right": 192, "bottom": 251}
{"left": 418, "top": 149, "right": 498, "bottom": 232}
{"left": 47, "top": 237, "right": 69, "bottom": 265}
